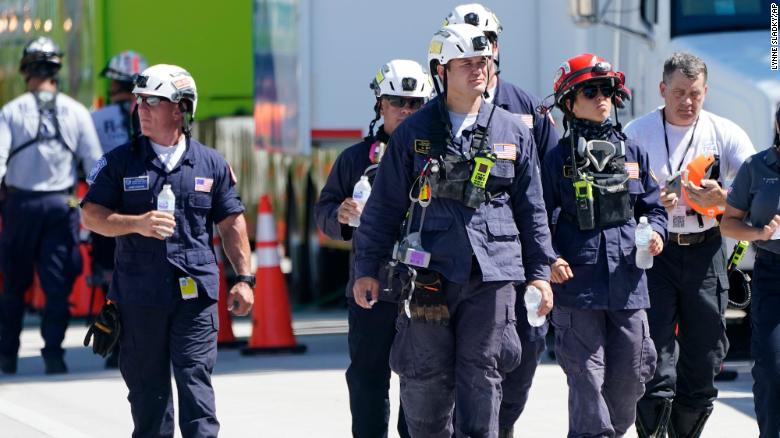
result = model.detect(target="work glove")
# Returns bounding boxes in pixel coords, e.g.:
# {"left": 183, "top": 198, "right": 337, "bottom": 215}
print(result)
{"left": 83, "top": 301, "right": 121, "bottom": 358}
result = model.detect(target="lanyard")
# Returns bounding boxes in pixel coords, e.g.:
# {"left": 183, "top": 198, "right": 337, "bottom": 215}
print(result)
{"left": 660, "top": 108, "right": 699, "bottom": 175}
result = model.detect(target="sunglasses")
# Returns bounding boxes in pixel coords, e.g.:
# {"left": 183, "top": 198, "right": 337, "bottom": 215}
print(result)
{"left": 580, "top": 84, "right": 616, "bottom": 99}
{"left": 136, "top": 95, "right": 169, "bottom": 107}
{"left": 385, "top": 95, "right": 425, "bottom": 110}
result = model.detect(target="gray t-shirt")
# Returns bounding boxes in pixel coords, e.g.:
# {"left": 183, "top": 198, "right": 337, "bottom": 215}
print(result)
{"left": 0, "top": 91, "right": 102, "bottom": 191}
{"left": 727, "top": 147, "right": 780, "bottom": 254}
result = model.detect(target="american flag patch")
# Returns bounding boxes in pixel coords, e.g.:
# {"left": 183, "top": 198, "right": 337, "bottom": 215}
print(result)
{"left": 194, "top": 177, "right": 213, "bottom": 192}
{"left": 625, "top": 162, "right": 639, "bottom": 179}
{"left": 518, "top": 114, "right": 534, "bottom": 129}
{"left": 492, "top": 143, "right": 517, "bottom": 160}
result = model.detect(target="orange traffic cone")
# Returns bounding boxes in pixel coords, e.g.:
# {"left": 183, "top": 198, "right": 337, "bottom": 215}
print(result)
{"left": 215, "top": 234, "right": 245, "bottom": 348}
{"left": 241, "top": 195, "right": 306, "bottom": 355}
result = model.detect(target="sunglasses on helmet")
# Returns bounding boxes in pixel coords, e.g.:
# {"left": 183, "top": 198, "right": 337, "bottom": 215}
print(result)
{"left": 579, "top": 83, "right": 616, "bottom": 99}
{"left": 136, "top": 95, "right": 169, "bottom": 107}
{"left": 384, "top": 95, "right": 425, "bottom": 110}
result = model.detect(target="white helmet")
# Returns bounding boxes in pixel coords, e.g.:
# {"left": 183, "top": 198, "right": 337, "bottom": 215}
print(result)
{"left": 427, "top": 23, "right": 492, "bottom": 69}
{"left": 444, "top": 3, "right": 503, "bottom": 37}
{"left": 133, "top": 64, "right": 198, "bottom": 118}
{"left": 102, "top": 50, "right": 148, "bottom": 83}
{"left": 370, "top": 59, "right": 430, "bottom": 99}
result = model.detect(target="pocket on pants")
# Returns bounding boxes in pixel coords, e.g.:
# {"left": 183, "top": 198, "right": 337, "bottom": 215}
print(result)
{"left": 551, "top": 308, "right": 575, "bottom": 374}
{"left": 498, "top": 323, "right": 522, "bottom": 373}
{"left": 639, "top": 318, "right": 657, "bottom": 384}
{"left": 389, "top": 315, "right": 453, "bottom": 379}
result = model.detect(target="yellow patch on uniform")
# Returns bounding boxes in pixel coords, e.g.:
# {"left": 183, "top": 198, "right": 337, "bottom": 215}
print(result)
{"left": 414, "top": 139, "right": 431, "bottom": 154}
{"left": 429, "top": 41, "right": 443, "bottom": 55}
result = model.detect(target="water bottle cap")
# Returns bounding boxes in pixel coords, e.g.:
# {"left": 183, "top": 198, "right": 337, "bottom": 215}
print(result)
{"left": 163, "top": 184, "right": 172, "bottom": 189}
{"left": 639, "top": 216, "right": 648, "bottom": 224}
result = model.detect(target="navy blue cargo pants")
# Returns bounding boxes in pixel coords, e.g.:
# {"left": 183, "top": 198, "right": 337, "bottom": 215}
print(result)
{"left": 552, "top": 306, "right": 656, "bottom": 438}
{"left": 389, "top": 274, "right": 521, "bottom": 438}
{"left": 0, "top": 190, "right": 81, "bottom": 361}
{"left": 499, "top": 284, "right": 548, "bottom": 430}
{"left": 119, "top": 295, "right": 219, "bottom": 438}
{"left": 346, "top": 298, "right": 410, "bottom": 438}
{"left": 752, "top": 249, "right": 780, "bottom": 438}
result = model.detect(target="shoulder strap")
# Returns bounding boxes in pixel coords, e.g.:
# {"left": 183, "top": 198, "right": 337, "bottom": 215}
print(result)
{"left": 5, "top": 92, "right": 76, "bottom": 166}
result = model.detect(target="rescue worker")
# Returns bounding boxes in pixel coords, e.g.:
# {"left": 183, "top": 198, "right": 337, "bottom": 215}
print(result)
{"left": 353, "top": 24, "right": 556, "bottom": 437}
{"left": 441, "top": 5, "right": 560, "bottom": 434}
{"left": 91, "top": 50, "right": 149, "bottom": 369}
{"left": 720, "top": 105, "right": 780, "bottom": 438}
{"left": 315, "top": 58, "right": 430, "bottom": 438}
{"left": 81, "top": 64, "right": 254, "bottom": 437}
{"left": 625, "top": 53, "right": 755, "bottom": 437}
{"left": 542, "top": 53, "right": 666, "bottom": 438}
{"left": 0, "top": 36, "right": 102, "bottom": 375}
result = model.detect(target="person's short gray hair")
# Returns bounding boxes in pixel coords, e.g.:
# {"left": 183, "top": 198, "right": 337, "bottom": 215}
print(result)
{"left": 662, "top": 52, "right": 708, "bottom": 84}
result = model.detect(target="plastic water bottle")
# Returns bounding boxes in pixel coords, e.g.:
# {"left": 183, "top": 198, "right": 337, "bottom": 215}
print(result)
{"left": 635, "top": 216, "right": 654, "bottom": 269}
{"left": 524, "top": 285, "right": 546, "bottom": 327}
{"left": 349, "top": 176, "right": 371, "bottom": 228}
{"left": 156, "top": 184, "right": 176, "bottom": 238}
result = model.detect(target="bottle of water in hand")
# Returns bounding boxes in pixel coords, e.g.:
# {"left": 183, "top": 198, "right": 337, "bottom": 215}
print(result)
{"left": 524, "top": 285, "right": 546, "bottom": 327}
{"left": 635, "top": 216, "right": 654, "bottom": 269}
{"left": 156, "top": 184, "right": 176, "bottom": 238}
{"left": 349, "top": 176, "right": 371, "bottom": 228}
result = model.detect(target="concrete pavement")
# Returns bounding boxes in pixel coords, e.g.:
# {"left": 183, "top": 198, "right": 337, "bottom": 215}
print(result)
{"left": 0, "top": 311, "right": 759, "bottom": 437}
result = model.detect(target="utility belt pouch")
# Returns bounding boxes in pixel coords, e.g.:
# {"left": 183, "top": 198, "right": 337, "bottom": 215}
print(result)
{"left": 594, "top": 176, "right": 632, "bottom": 227}
{"left": 408, "top": 269, "right": 449, "bottom": 325}
{"left": 429, "top": 156, "right": 469, "bottom": 201}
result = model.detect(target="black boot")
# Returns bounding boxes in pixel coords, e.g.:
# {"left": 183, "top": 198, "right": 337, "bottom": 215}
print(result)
{"left": 636, "top": 398, "right": 673, "bottom": 438}
{"left": 668, "top": 404, "right": 713, "bottom": 438}
{"left": 0, "top": 353, "right": 17, "bottom": 374}
{"left": 43, "top": 355, "right": 68, "bottom": 375}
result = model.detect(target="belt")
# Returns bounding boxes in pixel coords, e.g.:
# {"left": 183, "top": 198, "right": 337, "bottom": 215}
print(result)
{"left": 668, "top": 227, "right": 720, "bottom": 246}
{"left": 5, "top": 186, "right": 72, "bottom": 195}
{"left": 756, "top": 248, "right": 780, "bottom": 263}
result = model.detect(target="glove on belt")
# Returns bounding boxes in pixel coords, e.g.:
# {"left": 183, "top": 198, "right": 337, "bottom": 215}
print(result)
{"left": 83, "top": 301, "right": 121, "bottom": 358}
{"left": 408, "top": 270, "right": 449, "bottom": 325}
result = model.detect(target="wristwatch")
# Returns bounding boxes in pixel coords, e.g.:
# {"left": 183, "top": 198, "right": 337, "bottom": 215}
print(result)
{"left": 233, "top": 274, "right": 256, "bottom": 288}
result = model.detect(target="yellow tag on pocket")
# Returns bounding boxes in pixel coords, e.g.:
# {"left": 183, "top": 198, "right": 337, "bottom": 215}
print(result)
{"left": 179, "top": 277, "right": 198, "bottom": 300}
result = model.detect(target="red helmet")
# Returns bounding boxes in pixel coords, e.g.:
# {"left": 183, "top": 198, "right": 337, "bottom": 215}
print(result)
{"left": 553, "top": 53, "right": 625, "bottom": 106}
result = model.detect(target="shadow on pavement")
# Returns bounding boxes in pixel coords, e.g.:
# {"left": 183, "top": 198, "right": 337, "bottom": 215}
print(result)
{"left": 0, "top": 332, "right": 349, "bottom": 385}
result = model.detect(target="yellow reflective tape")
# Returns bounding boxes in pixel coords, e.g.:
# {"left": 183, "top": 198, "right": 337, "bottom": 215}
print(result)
{"left": 429, "top": 41, "right": 443, "bottom": 55}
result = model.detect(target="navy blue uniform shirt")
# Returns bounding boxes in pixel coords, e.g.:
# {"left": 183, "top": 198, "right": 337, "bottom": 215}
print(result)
{"left": 314, "top": 127, "right": 395, "bottom": 299}
{"left": 82, "top": 136, "right": 244, "bottom": 307}
{"left": 541, "top": 131, "right": 667, "bottom": 309}
{"left": 353, "top": 96, "right": 556, "bottom": 285}
{"left": 491, "top": 77, "right": 559, "bottom": 161}
{"left": 727, "top": 147, "right": 780, "bottom": 254}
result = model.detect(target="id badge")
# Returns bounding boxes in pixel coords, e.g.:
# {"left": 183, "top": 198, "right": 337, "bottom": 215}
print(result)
{"left": 179, "top": 277, "right": 198, "bottom": 300}
{"left": 670, "top": 205, "right": 687, "bottom": 231}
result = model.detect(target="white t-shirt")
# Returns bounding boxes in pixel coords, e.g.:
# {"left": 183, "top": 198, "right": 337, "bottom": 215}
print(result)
{"left": 624, "top": 107, "right": 755, "bottom": 233}
{"left": 484, "top": 84, "right": 498, "bottom": 104}
{"left": 151, "top": 135, "right": 187, "bottom": 172}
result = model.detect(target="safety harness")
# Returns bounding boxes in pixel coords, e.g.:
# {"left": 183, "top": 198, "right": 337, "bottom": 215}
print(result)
{"left": 5, "top": 91, "right": 76, "bottom": 167}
